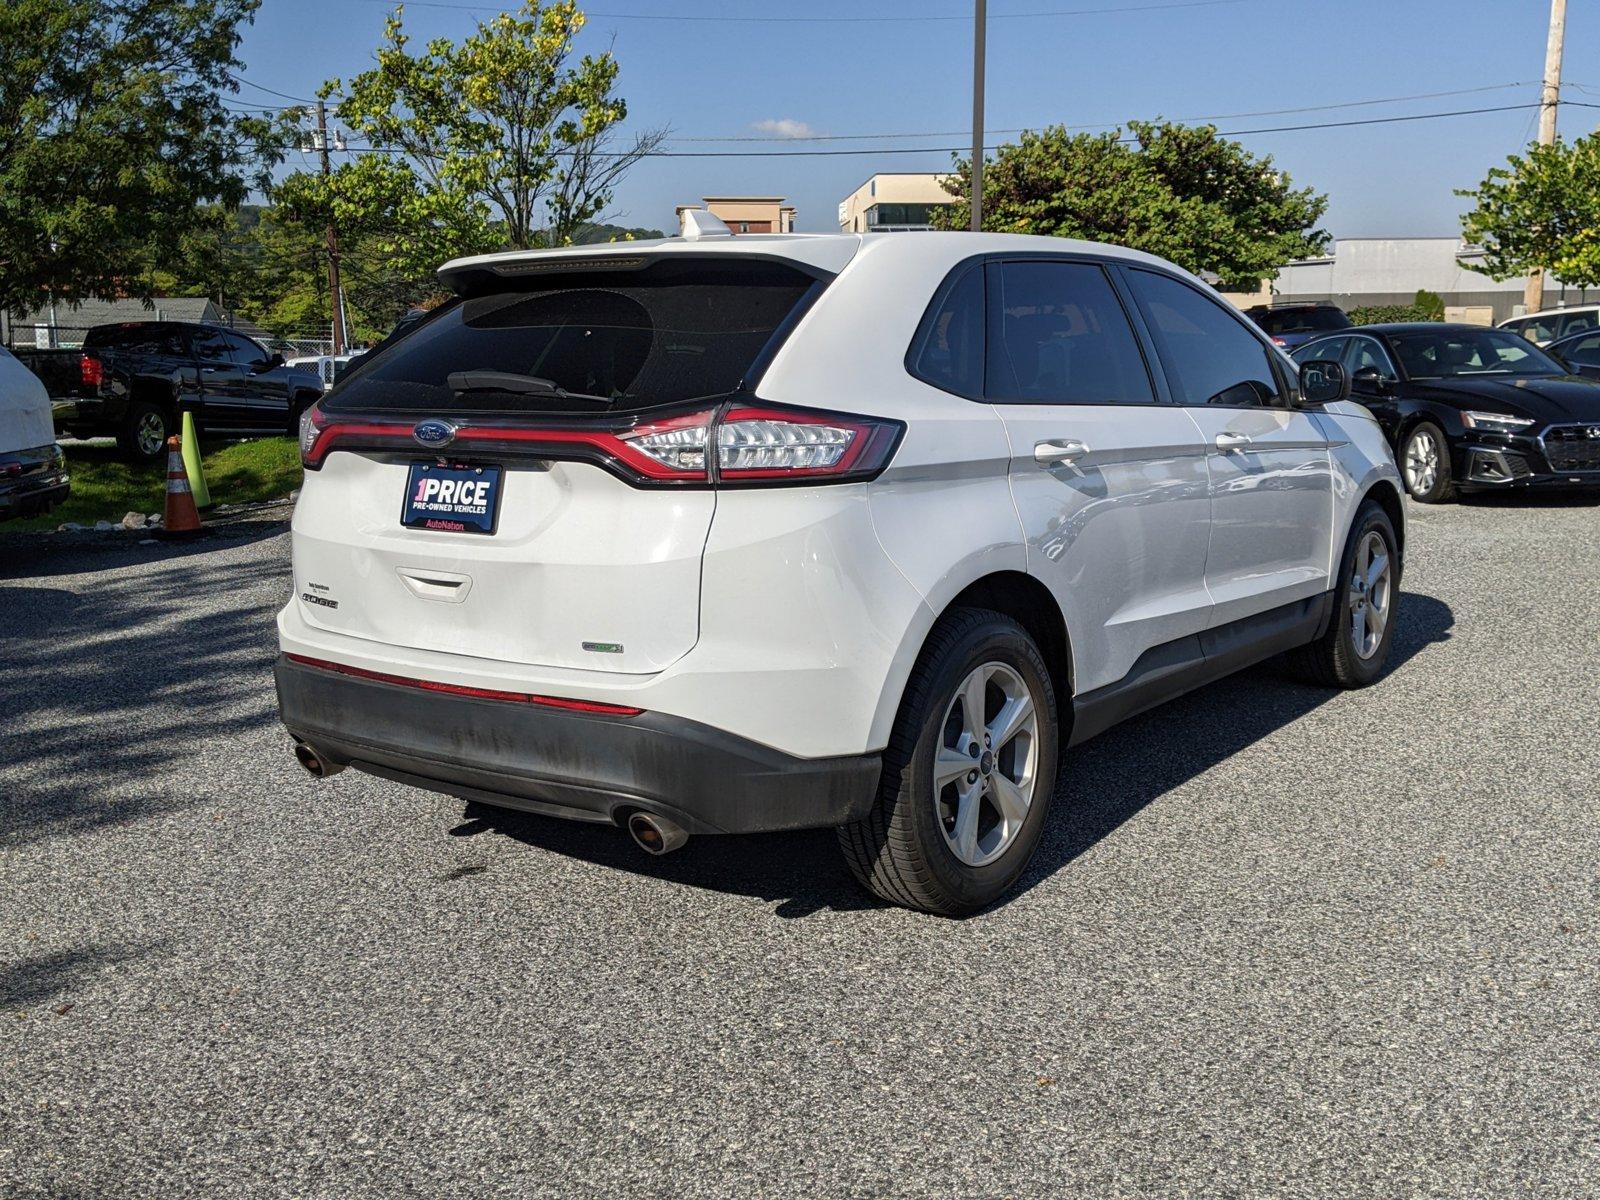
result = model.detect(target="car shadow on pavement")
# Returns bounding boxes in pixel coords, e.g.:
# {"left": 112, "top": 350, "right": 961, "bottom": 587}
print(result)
{"left": 464, "top": 590, "right": 1456, "bottom": 919}
{"left": 0, "top": 941, "right": 164, "bottom": 1012}
{"left": 0, "top": 533, "right": 289, "bottom": 849}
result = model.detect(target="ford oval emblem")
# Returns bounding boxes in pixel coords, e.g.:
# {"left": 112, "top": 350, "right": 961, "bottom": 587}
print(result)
{"left": 413, "top": 419, "right": 457, "bottom": 448}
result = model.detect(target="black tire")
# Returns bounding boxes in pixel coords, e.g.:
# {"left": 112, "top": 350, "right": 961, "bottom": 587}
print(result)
{"left": 1400, "top": 421, "right": 1457, "bottom": 503}
{"left": 838, "top": 608, "right": 1060, "bottom": 917}
{"left": 117, "top": 399, "right": 172, "bottom": 463}
{"left": 1290, "top": 500, "right": 1401, "bottom": 688}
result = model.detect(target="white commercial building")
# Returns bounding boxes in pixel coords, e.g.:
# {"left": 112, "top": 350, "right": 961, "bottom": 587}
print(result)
{"left": 837, "top": 174, "right": 956, "bottom": 233}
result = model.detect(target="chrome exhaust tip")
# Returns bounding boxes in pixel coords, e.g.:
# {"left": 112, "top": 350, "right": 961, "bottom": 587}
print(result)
{"left": 626, "top": 811, "right": 688, "bottom": 856}
{"left": 292, "top": 740, "right": 345, "bottom": 779}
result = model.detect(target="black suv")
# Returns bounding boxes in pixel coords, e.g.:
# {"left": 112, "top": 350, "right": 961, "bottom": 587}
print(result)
{"left": 1245, "top": 303, "right": 1352, "bottom": 352}
{"left": 23, "top": 321, "right": 325, "bottom": 461}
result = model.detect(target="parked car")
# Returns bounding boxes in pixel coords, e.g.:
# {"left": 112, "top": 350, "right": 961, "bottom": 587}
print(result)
{"left": 1498, "top": 304, "right": 1600, "bottom": 347}
{"left": 17, "top": 321, "right": 327, "bottom": 461}
{"left": 1544, "top": 327, "right": 1600, "bottom": 379}
{"left": 276, "top": 232, "right": 1404, "bottom": 916}
{"left": 1244, "top": 302, "right": 1352, "bottom": 350}
{"left": 0, "top": 346, "right": 70, "bottom": 521}
{"left": 1293, "top": 323, "right": 1600, "bottom": 502}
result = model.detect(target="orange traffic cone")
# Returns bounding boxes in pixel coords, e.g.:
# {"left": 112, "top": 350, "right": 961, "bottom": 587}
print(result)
{"left": 156, "top": 435, "right": 204, "bottom": 539}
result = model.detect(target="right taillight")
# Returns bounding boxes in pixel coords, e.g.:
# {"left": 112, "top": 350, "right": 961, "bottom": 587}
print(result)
{"left": 79, "top": 355, "right": 103, "bottom": 388}
{"left": 713, "top": 404, "right": 901, "bottom": 482}
{"left": 621, "top": 403, "right": 901, "bottom": 484}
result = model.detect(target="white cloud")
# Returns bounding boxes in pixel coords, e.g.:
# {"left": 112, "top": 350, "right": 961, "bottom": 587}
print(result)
{"left": 751, "top": 118, "right": 817, "bottom": 140}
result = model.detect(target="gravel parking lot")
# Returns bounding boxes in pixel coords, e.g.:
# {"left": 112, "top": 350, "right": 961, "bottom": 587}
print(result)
{"left": 3, "top": 495, "right": 1598, "bottom": 1198}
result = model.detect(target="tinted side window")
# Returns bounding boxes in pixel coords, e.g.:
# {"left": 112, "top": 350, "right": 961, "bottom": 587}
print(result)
{"left": 984, "top": 260, "right": 1153, "bottom": 404}
{"left": 1558, "top": 311, "right": 1596, "bottom": 339}
{"left": 1127, "top": 270, "right": 1282, "bottom": 407}
{"left": 221, "top": 330, "right": 268, "bottom": 367}
{"left": 1345, "top": 337, "right": 1396, "bottom": 378}
{"left": 910, "top": 264, "right": 984, "bottom": 396}
{"left": 1566, "top": 333, "right": 1600, "bottom": 364}
{"left": 1296, "top": 337, "right": 1346, "bottom": 363}
{"left": 189, "top": 327, "right": 234, "bottom": 364}
{"left": 84, "top": 324, "right": 187, "bottom": 356}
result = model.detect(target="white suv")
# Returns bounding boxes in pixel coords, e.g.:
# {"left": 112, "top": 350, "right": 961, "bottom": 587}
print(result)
{"left": 277, "top": 231, "right": 1404, "bottom": 915}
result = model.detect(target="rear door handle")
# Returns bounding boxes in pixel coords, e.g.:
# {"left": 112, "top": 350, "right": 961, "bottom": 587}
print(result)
{"left": 1034, "top": 439, "right": 1090, "bottom": 466}
{"left": 1215, "top": 432, "right": 1253, "bottom": 450}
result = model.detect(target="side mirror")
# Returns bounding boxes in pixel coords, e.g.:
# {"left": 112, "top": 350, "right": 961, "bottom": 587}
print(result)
{"left": 266, "top": 352, "right": 286, "bottom": 370}
{"left": 1349, "top": 365, "right": 1392, "bottom": 396}
{"left": 1299, "top": 359, "right": 1349, "bottom": 406}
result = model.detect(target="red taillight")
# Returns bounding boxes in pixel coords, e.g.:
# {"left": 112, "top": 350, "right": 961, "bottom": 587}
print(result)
{"left": 284, "top": 654, "right": 643, "bottom": 715}
{"left": 1272, "top": 337, "right": 1288, "bottom": 348}
{"left": 79, "top": 355, "right": 103, "bottom": 388}
{"left": 301, "top": 401, "right": 902, "bottom": 486}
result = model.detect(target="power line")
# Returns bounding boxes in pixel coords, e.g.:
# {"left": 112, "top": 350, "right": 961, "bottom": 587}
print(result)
{"left": 674, "top": 82, "right": 1543, "bottom": 143}
{"left": 226, "top": 72, "right": 317, "bottom": 104}
{"left": 353, "top": 0, "right": 1258, "bottom": 20}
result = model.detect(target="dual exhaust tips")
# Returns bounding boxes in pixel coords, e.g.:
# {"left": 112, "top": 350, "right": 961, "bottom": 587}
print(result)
{"left": 290, "top": 742, "right": 688, "bottom": 855}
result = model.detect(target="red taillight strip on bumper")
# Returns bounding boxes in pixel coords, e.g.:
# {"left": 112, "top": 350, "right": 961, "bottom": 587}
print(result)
{"left": 284, "top": 654, "right": 644, "bottom": 716}
{"left": 300, "top": 411, "right": 707, "bottom": 480}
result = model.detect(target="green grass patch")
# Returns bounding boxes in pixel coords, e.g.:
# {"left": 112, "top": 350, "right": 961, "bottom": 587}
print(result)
{"left": 13, "top": 437, "right": 302, "bottom": 531}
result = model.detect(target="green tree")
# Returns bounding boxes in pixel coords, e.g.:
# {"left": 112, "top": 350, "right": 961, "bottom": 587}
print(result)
{"left": 932, "top": 121, "right": 1330, "bottom": 289}
{"left": 275, "top": 1, "right": 666, "bottom": 278}
{"left": 0, "top": 0, "right": 292, "bottom": 313}
{"left": 1458, "top": 135, "right": 1600, "bottom": 291}
{"left": 1413, "top": 289, "right": 1446, "bottom": 321}
{"left": 155, "top": 205, "right": 441, "bottom": 344}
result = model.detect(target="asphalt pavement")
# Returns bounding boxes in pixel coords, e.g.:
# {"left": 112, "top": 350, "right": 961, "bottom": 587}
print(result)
{"left": 3, "top": 494, "right": 1598, "bottom": 1198}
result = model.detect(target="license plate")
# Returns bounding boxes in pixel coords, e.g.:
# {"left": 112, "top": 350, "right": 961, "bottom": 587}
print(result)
{"left": 401, "top": 462, "right": 502, "bottom": 534}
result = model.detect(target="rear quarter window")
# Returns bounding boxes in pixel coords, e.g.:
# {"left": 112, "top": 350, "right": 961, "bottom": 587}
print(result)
{"left": 325, "top": 258, "right": 821, "bottom": 415}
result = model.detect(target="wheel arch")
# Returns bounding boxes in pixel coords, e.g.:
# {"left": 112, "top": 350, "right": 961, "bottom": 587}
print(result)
{"left": 871, "top": 569, "right": 1075, "bottom": 754}
{"left": 1359, "top": 477, "right": 1405, "bottom": 563}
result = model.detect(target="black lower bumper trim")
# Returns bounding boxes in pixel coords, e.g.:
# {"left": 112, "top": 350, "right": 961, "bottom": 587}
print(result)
{"left": 274, "top": 654, "right": 881, "bottom": 834}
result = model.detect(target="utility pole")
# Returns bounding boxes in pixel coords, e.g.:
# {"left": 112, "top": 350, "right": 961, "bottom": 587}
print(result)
{"left": 970, "top": 0, "right": 986, "bottom": 232}
{"left": 1527, "top": 0, "right": 1567, "bottom": 313}
{"left": 317, "top": 98, "right": 347, "bottom": 355}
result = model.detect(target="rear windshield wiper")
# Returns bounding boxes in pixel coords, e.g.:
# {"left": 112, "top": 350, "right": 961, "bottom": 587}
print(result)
{"left": 447, "top": 370, "right": 614, "bottom": 405}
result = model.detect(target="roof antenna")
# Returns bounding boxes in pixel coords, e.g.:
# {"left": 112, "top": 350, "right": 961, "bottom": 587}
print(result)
{"left": 678, "top": 206, "right": 734, "bottom": 241}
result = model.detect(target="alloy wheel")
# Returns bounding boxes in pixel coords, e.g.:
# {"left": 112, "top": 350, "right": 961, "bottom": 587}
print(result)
{"left": 933, "top": 661, "right": 1040, "bottom": 868}
{"left": 137, "top": 411, "right": 166, "bottom": 458}
{"left": 1403, "top": 429, "right": 1439, "bottom": 496}
{"left": 1348, "top": 529, "right": 1393, "bottom": 660}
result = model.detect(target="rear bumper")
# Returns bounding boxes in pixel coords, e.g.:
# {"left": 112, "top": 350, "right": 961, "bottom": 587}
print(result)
{"left": 274, "top": 654, "right": 882, "bottom": 834}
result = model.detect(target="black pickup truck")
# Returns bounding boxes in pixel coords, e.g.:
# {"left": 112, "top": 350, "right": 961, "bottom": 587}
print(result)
{"left": 17, "top": 321, "right": 325, "bottom": 461}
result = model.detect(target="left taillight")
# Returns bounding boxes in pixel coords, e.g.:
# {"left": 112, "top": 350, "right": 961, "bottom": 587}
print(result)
{"left": 79, "top": 355, "right": 103, "bottom": 388}
{"left": 298, "top": 401, "right": 327, "bottom": 466}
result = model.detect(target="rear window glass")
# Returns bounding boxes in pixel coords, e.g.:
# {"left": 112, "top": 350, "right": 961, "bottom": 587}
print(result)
{"left": 326, "top": 258, "right": 819, "bottom": 414}
{"left": 1257, "top": 307, "right": 1350, "bottom": 334}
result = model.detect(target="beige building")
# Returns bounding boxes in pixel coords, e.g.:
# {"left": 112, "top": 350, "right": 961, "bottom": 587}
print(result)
{"left": 838, "top": 173, "right": 956, "bottom": 233}
{"left": 676, "top": 196, "right": 796, "bottom": 235}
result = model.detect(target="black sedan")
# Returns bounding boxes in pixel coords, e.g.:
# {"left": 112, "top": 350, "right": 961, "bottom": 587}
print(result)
{"left": 1293, "top": 323, "right": 1600, "bottom": 502}
{"left": 1546, "top": 327, "right": 1600, "bottom": 380}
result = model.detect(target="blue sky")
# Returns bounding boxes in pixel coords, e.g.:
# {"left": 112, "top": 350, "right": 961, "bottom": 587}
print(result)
{"left": 233, "top": 0, "right": 1598, "bottom": 239}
